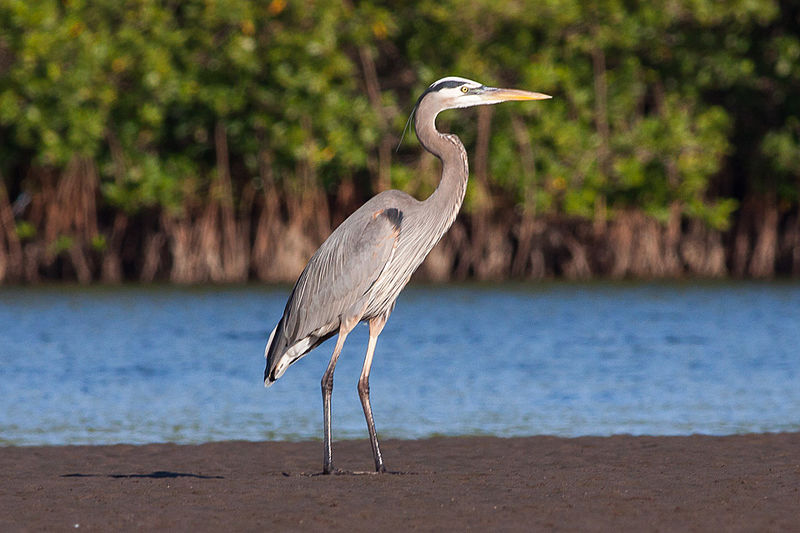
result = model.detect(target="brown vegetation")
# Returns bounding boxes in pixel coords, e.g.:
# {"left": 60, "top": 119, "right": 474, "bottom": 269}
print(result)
{"left": 2, "top": 164, "right": 798, "bottom": 284}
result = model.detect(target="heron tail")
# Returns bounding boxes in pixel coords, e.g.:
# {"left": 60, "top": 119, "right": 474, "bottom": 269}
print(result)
{"left": 263, "top": 319, "right": 286, "bottom": 387}
{"left": 264, "top": 319, "right": 328, "bottom": 387}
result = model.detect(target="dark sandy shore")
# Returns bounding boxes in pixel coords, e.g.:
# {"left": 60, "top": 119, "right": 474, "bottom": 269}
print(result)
{"left": 1, "top": 433, "right": 798, "bottom": 531}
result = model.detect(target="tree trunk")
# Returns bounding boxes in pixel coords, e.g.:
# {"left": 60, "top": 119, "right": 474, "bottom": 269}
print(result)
{"left": 0, "top": 179, "right": 23, "bottom": 282}
{"left": 359, "top": 46, "right": 392, "bottom": 193}
{"left": 749, "top": 197, "right": 778, "bottom": 278}
{"left": 591, "top": 42, "right": 610, "bottom": 235}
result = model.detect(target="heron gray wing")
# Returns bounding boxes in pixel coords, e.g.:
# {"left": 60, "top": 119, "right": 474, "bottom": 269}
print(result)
{"left": 282, "top": 207, "right": 403, "bottom": 346}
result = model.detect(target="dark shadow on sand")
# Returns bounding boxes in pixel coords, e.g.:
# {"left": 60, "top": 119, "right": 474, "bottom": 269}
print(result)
{"left": 62, "top": 471, "right": 223, "bottom": 479}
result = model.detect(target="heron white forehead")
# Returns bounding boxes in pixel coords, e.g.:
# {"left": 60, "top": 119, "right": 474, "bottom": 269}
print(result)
{"left": 428, "top": 76, "right": 482, "bottom": 89}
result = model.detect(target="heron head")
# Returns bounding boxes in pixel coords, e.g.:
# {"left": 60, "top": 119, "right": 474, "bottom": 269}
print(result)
{"left": 398, "top": 77, "right": 551, "bottom": 149}
{"left": 420, "top": 76, "right": 551, "bottom": 111}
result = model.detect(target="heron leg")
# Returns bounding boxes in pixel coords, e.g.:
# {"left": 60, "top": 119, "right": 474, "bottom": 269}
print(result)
{"left": 359, "top": 315, "right": 388, "bottom": 473}
{"left": 321, "top": 320, "right": 354, "bottom": 474}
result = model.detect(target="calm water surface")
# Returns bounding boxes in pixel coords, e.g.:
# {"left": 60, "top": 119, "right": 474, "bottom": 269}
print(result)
{"left": 1, "top": 282, "right": 798, "bottom": 445}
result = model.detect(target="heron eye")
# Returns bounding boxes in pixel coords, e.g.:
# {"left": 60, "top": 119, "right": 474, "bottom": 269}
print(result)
{"left": 460, "top": 86, "right": 469, "bottom": 93}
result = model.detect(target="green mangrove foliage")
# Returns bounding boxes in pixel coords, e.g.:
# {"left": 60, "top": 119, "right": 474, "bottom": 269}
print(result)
{"left": 0, "top": 0, "right": 798, "bottom": 281}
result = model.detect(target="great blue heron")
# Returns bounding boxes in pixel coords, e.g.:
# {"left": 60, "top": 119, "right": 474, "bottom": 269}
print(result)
{"left": 264, "top": 76, "right": 550, "bottom": 474}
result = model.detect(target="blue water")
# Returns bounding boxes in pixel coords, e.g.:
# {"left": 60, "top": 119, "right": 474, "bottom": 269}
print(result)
{"left": 1, "top": 283, "right": 799, "bottom": 445}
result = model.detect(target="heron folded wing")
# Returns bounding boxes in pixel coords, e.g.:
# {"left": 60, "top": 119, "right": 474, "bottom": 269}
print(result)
{"left": 281, "top": 207, "right": 402, "bottom": 347}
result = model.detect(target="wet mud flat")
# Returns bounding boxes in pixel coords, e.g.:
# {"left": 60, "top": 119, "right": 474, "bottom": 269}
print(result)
{"left": 2, "top": 433, "right": 798, "bottom": 531}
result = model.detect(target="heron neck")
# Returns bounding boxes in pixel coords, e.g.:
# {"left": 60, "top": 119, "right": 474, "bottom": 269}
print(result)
{"left": 414, "top": 101, "right": 470, "bottom": 236}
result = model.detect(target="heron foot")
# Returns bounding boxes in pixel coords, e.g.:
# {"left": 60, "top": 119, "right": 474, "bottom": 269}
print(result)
{"left": 310, "top": 468, "right": 372, "bottom": 476}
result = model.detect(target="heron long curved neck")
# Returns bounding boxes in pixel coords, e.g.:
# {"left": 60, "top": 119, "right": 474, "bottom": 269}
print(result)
{"left": 414, "top": 98, "right": 470, "bottom": 236}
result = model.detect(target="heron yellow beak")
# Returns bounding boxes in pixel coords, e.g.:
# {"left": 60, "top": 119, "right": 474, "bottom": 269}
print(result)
{"left": 482, "top": 88, "right": 552, "bottom": 102}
